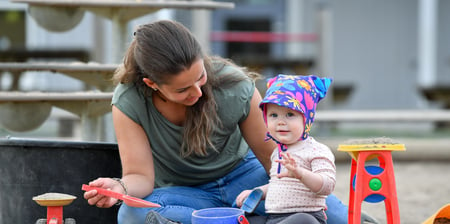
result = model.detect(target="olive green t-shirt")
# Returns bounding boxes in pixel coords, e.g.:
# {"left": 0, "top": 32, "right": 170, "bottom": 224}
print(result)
{"left": 112, "top": 65, "right": 255, "bottom": 188}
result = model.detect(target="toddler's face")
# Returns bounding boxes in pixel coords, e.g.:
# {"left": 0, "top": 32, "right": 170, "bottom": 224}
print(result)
{"left": 266, "top": 103, "right": 304, "bottom": 145}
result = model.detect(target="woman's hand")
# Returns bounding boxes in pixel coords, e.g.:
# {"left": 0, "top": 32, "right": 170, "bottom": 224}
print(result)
{"left": 83, "top": 177, "right": 124, "bottom": 208}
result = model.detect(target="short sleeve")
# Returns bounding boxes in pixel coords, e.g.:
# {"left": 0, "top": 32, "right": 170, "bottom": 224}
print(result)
{"left": 111, "top": 83, "right": 147, "bottom": 126}
{"left": 214, "top": 67, "right": 256, "bottom": 128}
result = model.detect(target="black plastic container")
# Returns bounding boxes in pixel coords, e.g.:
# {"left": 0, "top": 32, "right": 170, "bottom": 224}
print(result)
{"left": 0, "top": 137, "right": 121, "bottom": 223}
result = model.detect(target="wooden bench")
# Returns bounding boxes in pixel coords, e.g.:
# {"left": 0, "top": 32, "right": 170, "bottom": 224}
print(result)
{"left": 0, "top": 91, "right": 113, "bottom": 140}
{"left": 0, "top": 91, "right": 113, "bottom": 117}
{"left": 0, "top": 62, "right": 118, "bottom": 91}
{"left": 0, "top": 62, "right": 117, "bottom": 140}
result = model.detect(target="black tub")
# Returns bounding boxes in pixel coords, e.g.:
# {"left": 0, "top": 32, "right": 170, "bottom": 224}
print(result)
{"left": 0, "top": 137, "right": 121, "bottom": 223}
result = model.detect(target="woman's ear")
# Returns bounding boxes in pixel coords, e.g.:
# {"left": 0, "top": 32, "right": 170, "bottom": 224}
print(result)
{"left": 143, "top": 78, "right": 157, "bottom": 89}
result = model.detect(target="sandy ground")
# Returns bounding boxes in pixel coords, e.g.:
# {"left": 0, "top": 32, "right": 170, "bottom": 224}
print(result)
{"left": 333, "top": 161, "right": 450, "bottom": 224}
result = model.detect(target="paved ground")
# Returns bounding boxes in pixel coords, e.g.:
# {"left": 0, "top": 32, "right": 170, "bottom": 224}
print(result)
{"left": 333, "top": 161, "right": 450, "bottom": 223}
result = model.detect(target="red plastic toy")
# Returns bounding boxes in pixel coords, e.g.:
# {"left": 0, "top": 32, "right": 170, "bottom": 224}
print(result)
{"left": 338, "top": 141, "right": 406, "bottom": 224}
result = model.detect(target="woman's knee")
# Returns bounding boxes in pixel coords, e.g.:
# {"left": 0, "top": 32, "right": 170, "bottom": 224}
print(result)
{"left": 117, "top": 204, "right": 150, "bottom": 224}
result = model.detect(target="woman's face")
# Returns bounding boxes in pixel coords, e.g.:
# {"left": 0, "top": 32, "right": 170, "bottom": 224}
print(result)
{"left": 151, "top": 59, "right": 207, "bottom": 106}
{"left": 266, "top": 103, "right": 305, "bottom": 145}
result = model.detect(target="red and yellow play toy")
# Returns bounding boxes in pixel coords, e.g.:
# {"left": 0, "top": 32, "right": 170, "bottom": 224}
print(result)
{"left": 33, "top": 192, "right": 76, "bottom": 224}
{"left": 338, "top": 138, "right": 406, "bottom": 224}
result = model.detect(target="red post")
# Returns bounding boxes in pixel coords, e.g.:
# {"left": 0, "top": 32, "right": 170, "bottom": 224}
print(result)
{"left": 46, "top": 206, "right": 63, "bottom": 224}
{"left": 348, "top": 151, "right": 400, "bottom": 224}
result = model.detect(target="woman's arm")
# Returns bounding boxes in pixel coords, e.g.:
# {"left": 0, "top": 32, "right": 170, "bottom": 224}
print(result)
{"left": 84, "top": 106, "right": 155, "bottom": 207}
{"left": 113, "top": 105, "right": 155, "bottom": 198}
{"left": 239, "top": 89, "right": 276, "bottom": 174}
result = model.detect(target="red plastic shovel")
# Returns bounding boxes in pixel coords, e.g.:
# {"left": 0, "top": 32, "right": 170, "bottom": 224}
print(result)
{"left": 82, "top": 184, "right": 160, "bottom": 208}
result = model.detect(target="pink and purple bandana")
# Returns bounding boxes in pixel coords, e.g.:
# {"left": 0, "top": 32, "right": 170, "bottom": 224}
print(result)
{"left": 259, "top": 74, "right": 332, "bottom": 173}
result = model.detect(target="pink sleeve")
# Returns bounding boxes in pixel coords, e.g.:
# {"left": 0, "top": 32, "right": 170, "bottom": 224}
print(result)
{"left": 311, "top": 150, "right": 336, "bottom": 195}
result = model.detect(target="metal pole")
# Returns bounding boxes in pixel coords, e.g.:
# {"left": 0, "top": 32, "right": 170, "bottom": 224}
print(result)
{"left": 286, "top": 0, "right": 304, "bottom": 59}
{"left": 317, "top": 2, "right": 333, "bottom": 106}
{"left": 111, "top": 13, "right": 128, "bottom": 64}
{"left": 192, "top": 0, "right": 211, "bottom": 53}
{"left": 418, "top": 0, "right": 438, "bottom": 87}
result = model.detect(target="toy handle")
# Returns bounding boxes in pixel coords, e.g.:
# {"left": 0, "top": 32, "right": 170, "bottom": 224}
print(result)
{"left": 81, "top": 184, "right": 124, "bottom": 201}
{"left": 82, "top": 184, "right": 161, "bottom": 208}
{"left": 238, "top": 215, "right": 249, "bottom": 224}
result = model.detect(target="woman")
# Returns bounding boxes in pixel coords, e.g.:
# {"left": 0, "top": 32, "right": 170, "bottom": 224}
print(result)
{"left": 83, "top": 20, "right": 353, "bottom": 224}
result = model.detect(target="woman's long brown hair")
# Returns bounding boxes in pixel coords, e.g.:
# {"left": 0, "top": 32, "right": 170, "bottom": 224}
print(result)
{"left": 113, "top": 20, "right": 260, "bottom": 157}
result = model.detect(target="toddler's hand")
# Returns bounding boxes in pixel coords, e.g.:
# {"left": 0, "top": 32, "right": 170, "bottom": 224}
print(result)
{"left": 234, "top": 189, "right": 252, "bottom": 208}
{"left": 275, "top": 152, "right": 304, "bottom": 180}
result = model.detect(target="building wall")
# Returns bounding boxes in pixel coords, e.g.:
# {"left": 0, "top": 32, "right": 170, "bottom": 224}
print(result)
{"left": 332, "top": 0, "right": 422, "bottom": 109}
{"left": 437, "top": 0, "right": 450, "bottom": 83}
{"left": 211, "top": 0, "right": 449, "bottom": 110}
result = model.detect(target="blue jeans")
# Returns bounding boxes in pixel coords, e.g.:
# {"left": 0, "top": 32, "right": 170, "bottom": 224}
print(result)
{"left": 117, "top": 151, "right": 348, "bottom": 224}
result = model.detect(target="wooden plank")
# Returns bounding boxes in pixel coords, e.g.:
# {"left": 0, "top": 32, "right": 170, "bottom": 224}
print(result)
{"left": 0, "top": 62, "right": 117, "bottom": 91}
{"left": 315, "top": 110, "right": 450, "bottom": 122}
{"left": 1, "top": 91, "right": 449, "bottom": 122}
{"left": 11, "top": 0, "right": 235, "bottom": 9}
{"left": 0, "top": 91, "right": 113, "bottom": 102}
{"left": 0, "top": 50, "right": 90, "bottom": 62}
{"left": 0, "top": 62, "right": 118, "bottom": 73}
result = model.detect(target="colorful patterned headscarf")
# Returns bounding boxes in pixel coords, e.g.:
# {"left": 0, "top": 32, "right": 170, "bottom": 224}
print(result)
{"left": 259, "top": 74, "right": 332, "bottom": 173}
